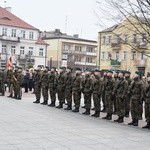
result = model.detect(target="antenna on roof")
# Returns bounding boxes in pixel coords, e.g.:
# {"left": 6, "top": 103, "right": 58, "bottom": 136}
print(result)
{"left": 65, "top": 16, "right": 68, "bottom": 33}
{"left": 4, "top": 1, "right": 7, "bottom": 8}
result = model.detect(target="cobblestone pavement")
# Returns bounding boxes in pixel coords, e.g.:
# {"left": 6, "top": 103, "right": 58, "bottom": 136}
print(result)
{"left": 0, "top": 92, "right": 149, "bottom": 150}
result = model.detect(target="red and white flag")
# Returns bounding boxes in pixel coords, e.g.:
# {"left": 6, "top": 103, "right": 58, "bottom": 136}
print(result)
{"left": 6, "top": 56, "right": 12, "bottom": 69}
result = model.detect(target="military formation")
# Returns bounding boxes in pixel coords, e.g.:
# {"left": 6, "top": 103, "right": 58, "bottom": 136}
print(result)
{"left": 0, "top": 66, "right": 150, "bottom": 129}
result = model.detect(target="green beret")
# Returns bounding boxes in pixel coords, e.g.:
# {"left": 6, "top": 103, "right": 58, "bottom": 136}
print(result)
{"left": 51, "top": 67, "right": 56, "bottom": 70}
{"left": 67, "top": 66, "right": 72, "bottom": 70}
{"left": 107, "top": 70, "right": 113, "bottom": 73}
{"left": 125, "top": 71, "right": 131, "bottom": 74}
{"left": 94, "top": 69, "right": 101, "bottom": 72}
{"left": 85, "top": 68, "right": 92, "bottom": 72}
{"left": 76, "top": 67, "right": 82, "bottom": 71}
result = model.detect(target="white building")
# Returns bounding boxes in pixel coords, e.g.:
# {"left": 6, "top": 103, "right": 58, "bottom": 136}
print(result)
{"left": 0, "top": 6, "right": 48, "bottom": 69}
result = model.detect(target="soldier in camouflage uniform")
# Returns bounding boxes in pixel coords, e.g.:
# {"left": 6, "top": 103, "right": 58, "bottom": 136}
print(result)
{"left": 101, "top": 71, "right": 107, "bottom": 112}
{"left": 128, "top": 72, "right": 143, "bottom": 126}
{"left": 91, "top": 69, "right": 103, "bottom": 117}
{"left": 0, "top": 67, "right": 5, "bottom": 96}
{"left": 15, "top": 67, "right": 24, "bottom": 100}
{"left": 81, "top": 69, "right": 93, "bottom": 115}
{"left": 33, "top": 68, "right": 42, "bottom": 103}
{"left": 114, "top": 71, "right": 128, "bottom": 123}
{"left": 7, "top": 69, "right": 14, "bottom": 98}
{"left": 72, "top": 68, "right": 82, "bottom": 112}
{"left": 64, "top": 67, "right": 73, "bottom": 110}
{"left": 56, "top": 67, "right": 66, "bottom": 109}
{"left": 102, "top": 70, "right": 115, "bottom": 120}
{"left": 48, "top": 67, "right": 57, "bottom": 107}
{"left": 40, "top": 67, "right": 49, "bottom": 105}
{"left": 124, "top": 71, "right": 132, "bottom": 117}
{"left": 142, "top": 76, "right": 150, "bottom": 129}
{"left": 113, "top": 71, "right": 119, "bottom": 114}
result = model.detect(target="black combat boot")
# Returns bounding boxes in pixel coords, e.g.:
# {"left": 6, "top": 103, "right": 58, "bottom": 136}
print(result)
{"left": 33, "top": 100, "right": 40, "bottom": 104}
{"left": 114, "top": 117, "right": 120, "bottom": 122}
{"left": 128, "top": 119, "right": 135, "bottom": 125}
{"left": 16, "top": 97, "right": 21, "bottom": 100}
{"left": 94, "top": 111, "right": 100, "bottom": 117}
{"left": 7, "top": 94, "right": 12, "bottom": 98}
{"left": 41, "top": 101, "right": 48, "bottom": 105}
{"left": 56, "top": 103, "right": 63, "bottom": 109}
{"left": 118, "top": 117, "right": 124, "bottom": 123}
{"left": 81, "top": 105, "right": 85, "bottom": 108}
{"left": 125, "top": 111, "right": 129, "bottom": 117}
{"left": 102, "top": 113, "right": 109, "bottom": 119}
{"left": 106, "top": 113, "right": 112, "bottom": 120}
{"left": 84, "top": 109, "right": 90, "bottom": 115}
{"left": 142, "top": 122, "right": 150, "bottom": 129}
{"left": 91, "top": 107, "right": 95, "bottom": 110}
{"left": 64, "top": 105, "right": 72, "bottom": 110}
{"left": 101, "top": 108, "right": 106, "bottom": 112}
{"left": 48, "top": 101, "right": 55, "bottom": 107}
{"left": 133, "top": 119, "right": 138, "bottom": 126}
{"left": 72, "top": 107, "right": 79, "bottom": 112}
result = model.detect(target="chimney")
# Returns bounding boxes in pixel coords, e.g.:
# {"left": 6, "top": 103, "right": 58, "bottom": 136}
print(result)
{"left": 73, "top": 34, "right": 79, "bottom": 38}
{"left": 5, "top": 7, "right": 12, "bottom": 12}
{"left": 55, "top": 29, "right": 60, "bottom": 33}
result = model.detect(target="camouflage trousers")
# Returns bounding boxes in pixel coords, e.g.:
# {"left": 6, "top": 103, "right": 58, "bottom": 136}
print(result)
{"left": 49, "top": 87, "right": 56, "bottom": 103}
{"left": 84, "top": 92, "right": 92, "bottom": 109}
{"left": 65, "top": 88, "right": 72, "bottom": 105}
{"left": 102, "top": 92, "right": 106, "bottom": 110}
{"left": 34, "top": 84, "right": 41, "bottom": 101}
{"left": 145, "top": 100, "right": 150, "bottom": 122}
{"left": 57, "top": 89, "right": 65, "bottom": 104}
{"left": 41, "top": 86, "right": 48, "bottom": 101}
{"left": 113, "top": 97, "right": 117, "bottom": 112}
{"left": 73, "top": 90, "right": 81, "bottom": 108}
{"left": 116, "top": 97, "right": 125, "bottom": 117}
{"left": 16, "top": 83, "right": 22, "bottom": 98}
{"left": 130, "top": 98, "right": 143, "bottom": 120}
{"left": 0, "top": 81, "right": 5, "bottom": 94}
{"left": 93, "top": 93, "right": 101, "bottom": 111}
{"left": 125, "top": 95, "right": 130, "bottom": 112}
{"left": 105, "top": 94, "right": 113, "bottom": 114}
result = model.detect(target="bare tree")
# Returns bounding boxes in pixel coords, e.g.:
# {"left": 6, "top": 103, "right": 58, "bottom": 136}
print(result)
{"left": 95, "top": 0, "right": 150, "bottom": 57}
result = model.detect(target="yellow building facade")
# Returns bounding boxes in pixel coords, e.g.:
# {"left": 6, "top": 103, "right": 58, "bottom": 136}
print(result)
{"left": 42, "top": 29, "right": 99, "bottom": 70}
{"left": 98, "top": 16, "right": 150, "bottom": 75}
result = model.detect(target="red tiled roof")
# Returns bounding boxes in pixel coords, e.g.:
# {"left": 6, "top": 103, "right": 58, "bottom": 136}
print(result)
{"left": 36, "top": 38, "right": 48, "bottom": 45}
{"left": 0, "top": 6, "right": 38, "bottom": 30}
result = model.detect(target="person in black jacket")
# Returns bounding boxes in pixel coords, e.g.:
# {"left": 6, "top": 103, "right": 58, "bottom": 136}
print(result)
{"left": 24, "top": 70, "right": 29, "bottom": 93}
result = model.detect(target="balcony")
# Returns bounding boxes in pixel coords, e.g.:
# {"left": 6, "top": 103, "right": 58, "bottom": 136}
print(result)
{"left": 18, "top": 54, "right": 27, "bottom": 60}
{"left": 110, "top": 60, "right": 121, "bottom": 67}
{"left": 86, "top": 62, "right": 97, "bottom": 66}
{"left": 0, "top": 35, "right": 20, "bottom": 42}
{"left": 74, "top": 61, "right": 85, "bottom": 65}
{"left": 134, "top": 42, "right": 148, "bottom": 49}
{"left": 74, "top": 51, "right": 86, "bottom": 55}
{"left": 134, "top": 60, "right": 147, "bottom": 67}
{"left": 111, "top": 43, "right": 121, "bottom": 50}
{"left": 86, "top": 52, "right": 97, "bottom": 56}
{"left": 62, "top": 49, "right": 69, "bottom": 54}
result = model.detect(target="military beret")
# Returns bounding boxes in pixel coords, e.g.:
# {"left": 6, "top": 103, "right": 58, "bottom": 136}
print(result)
{"left": 107, "top": 70, "right": 113, "bottom": 73}
{"left": 60, "top": 66, "right": 65, "bottom": 69}
{"left": 51, "top": 67, "right": 56, "bottom": 70}
{"left": 75, "top": 67, "right": 82, "bottom": 71}
{"left": 85, "top": 68, "right": 92, "bottom": 72}
{"left": 67, "top": 66, "right": 73, "bottom": 70}
{"left": 135, "top": 71, "right": 141, "bottom": 75}
{"left": 125, "top": 71, "right": 131, "bottom": 74}
{"left": 119, "top": 70, "right": 125, "bottom": 74}
{"left": 94, "top": 69, "right": 101, "bottom": 72}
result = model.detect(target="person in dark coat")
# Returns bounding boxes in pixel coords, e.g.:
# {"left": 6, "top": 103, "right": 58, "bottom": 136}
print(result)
{"left": 24, "top": 70, "right": 29, "bottom": 93}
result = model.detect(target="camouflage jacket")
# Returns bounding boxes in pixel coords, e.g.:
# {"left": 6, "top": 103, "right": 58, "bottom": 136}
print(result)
{"left": 72, "top": 74, "right": 82, "bottom": 92}
{"left": 48, "top": 72, "right": 57, "bottom": 89}
{"left": 65, "top": 72, "right": 73, "bottom": 90}
{"left": 105, "top": 77, "right": 115, "bottom": 95}
{"left": 57, "top": 72, "right": 66, "bottom": 91}
{"left": 41, "top": 71, "right": 49, "bottom": 87}
{"left": 34, "top": 72, "right": 41, "bottom": 86}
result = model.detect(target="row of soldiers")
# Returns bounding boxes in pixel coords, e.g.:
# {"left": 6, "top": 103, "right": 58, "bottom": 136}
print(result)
{"left": 0, "top": 66, "right": 24, "bottom": 99}
{"left": 33, "top": 66, "right": 150, "bottom": 129}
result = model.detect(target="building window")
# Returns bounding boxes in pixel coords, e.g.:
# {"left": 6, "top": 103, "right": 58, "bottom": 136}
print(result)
{"left": 86, "top": 58, "right": 93, "bottom": 63}
{"left": 12, "top": 29, "right": 17, "bottom": 37}
{"left": 29, "top": 31, "right": 34, "bottom": 39}
{"left": 101, "top": 52, "right": 105, "bottom": 60}
{"left": 108, "top": 36, "right": 112, "bottom": 44}
{"left": 141, "top": 53, "right": 144, "bottom": 60}
{"left": 86, "top": 47, "right": 93, "bottom": 52}
{"left": 21, "top": 30, "right": 26, "bottom": 38}
{"left": 124, "top": 35, "right": 128, "bottom": 43}
{"left": 102, "top": 36, "right": 106, "bottom": 45}
{"left": 2, "top": 28, "right": 7, "bottom": 36}
{"left": 11, "top": 46, "right": 16, "bottom": 54}
{"left": 107, "top": 52, "right": 111, "bottom": 60}
{"left": 75, "top": 46, "right": 82, "bottom": 52}
{"left": 122, "top": 51, "right": 127, "bottom": 60}
{"left": 131, "top": 51, "right": 136, "bottom": 60}
{"left": 2, "top": 45, "right": 7, "bottom": 53}
{"left": 63, "top": 44, "right": 70, "bottom": 51}
{"left": 28, "top": 47, "right": 33, "bottom": 56}
{"left": 39, "top": 48, "right": 44, "bottom": 56}
{"left": 20, "top": 46, "right": 25, "bottom": 55}
{"left": 75, "top": 56, "right": 81, "bottom": 62}
{"left": 132, "top": 34, "right": 137, "bottom": 43}
{"left": 114, "top": 51, "right": 119, "bottom": 60}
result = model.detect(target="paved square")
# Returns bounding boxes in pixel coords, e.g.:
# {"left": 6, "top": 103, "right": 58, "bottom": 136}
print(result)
{"left": 0, "top": 93, "right": 150, "bottom": 150}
